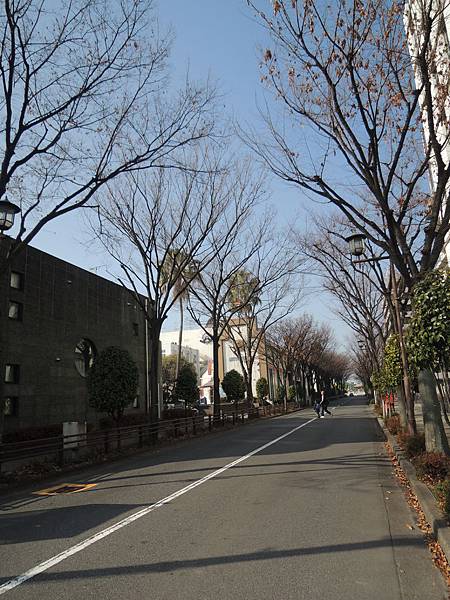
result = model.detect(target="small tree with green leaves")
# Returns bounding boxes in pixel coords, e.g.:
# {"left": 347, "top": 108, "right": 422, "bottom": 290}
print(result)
{"left": 371, "top": 370, "right": 388, "bottom": 395}
{"left": 276, "top": 384, "right": 286, "bottom": 403}
{"left": 88, "top": 347, "right": 139, "bottom": 426}
{"left": 256, "top": 377, "right": 269, "bottom": 403}
{"left": 174, "top": 363, "right": 199, "bottom": 405}
{"left": 407, "top": 269, "right": 450, "bottom": 453}
{"left": 370, "top": 337, "right": 402, "bottom": 395}
{"left": 162, "top": 355, "right": 191, "bottom": 402}
{"left": 222, "top": 370, "right": 246, "bottom": 403}
{"left": 383, "top": 335, "right": 402, "bottom": 392}
{"left": 407, "top": 270, "right": 450, "bottom": 373}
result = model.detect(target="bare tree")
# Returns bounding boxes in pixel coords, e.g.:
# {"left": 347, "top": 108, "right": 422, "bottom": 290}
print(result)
{"left": 288, "top": 314, "right": 316, "bottom": 403}
{"left": 186, "top": 165, "right": 267, "bottom": 419}
{"left": 298, "top": 217, "right": 418, "bottom": 425}
{"left": 0, "top": 0, "right": 221, "bottom": 441}
{"left": 267, "top": 315, "right": 343, "bottom": 404}
{"left": 266, "top": 317, "right": 311, "bottom": 407}
{"left": 224, "top": 235, "right": 303, "bottom": 404}
{"left": 349, "top": 341, "right": 381, "bottom": 399}
{"left": 246, "top": 0, "right": 450, "bottom": 287}
{"left": 93, "top": 156, "right": 233, "bottom": 421}
{"left": 298, "top": 218, "right": 387, "bottom": 377}
{"left": 246, "top": 0, "right": 450, "bottom": 448}
{"left": 320, "top": 350, "right": 352, "bottom": 396}
{"left": 0, "top": 0, "right": 218, "bottom": 265}
{"left": 303, "top": 322, "right": 334, "bottom": 398}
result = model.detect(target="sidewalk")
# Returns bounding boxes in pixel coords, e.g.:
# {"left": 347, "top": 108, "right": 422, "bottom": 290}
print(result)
{"left": 379, "top": 402, "right": 450, "bottom": 575}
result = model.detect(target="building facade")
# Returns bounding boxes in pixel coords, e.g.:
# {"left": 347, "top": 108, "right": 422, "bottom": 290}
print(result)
{"left": 405, "top": 0, "right": 450, "bottom": 266}
{"left": 1, "top": 239, "right": 149, "bottom": 434}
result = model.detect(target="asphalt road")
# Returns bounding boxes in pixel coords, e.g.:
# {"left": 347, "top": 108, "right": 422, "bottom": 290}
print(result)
{"left": 0, "top": 398, "right": 448, "bottom": 600}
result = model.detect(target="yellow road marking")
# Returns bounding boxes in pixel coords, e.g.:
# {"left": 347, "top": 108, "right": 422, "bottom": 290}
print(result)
{"left": 33, "top": 483, "right": 96, "bottom": 496}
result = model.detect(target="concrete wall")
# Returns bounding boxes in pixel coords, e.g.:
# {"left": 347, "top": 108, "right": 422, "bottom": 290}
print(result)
{"left": 1, "top": 240, "right": 148, "bottom": 433}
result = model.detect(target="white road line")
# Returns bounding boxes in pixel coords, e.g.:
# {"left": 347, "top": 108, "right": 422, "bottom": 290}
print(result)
{"left": 0, "top": 415, "right": 317, "bottom": 595}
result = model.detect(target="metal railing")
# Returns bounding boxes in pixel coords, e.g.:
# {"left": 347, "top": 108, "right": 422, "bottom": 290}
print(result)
{"left": 0, "top": 403, "right": 302, "bottom": 468}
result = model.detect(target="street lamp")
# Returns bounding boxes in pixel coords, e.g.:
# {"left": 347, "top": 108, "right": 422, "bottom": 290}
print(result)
{"left": 345, "top": 233, "right": 366, "bottom": 257}
{"left": 345, "top": 231, "right": 414, "bottom": 432}
{"left": 0, "top": 199, "right": 20, "bottom": 232}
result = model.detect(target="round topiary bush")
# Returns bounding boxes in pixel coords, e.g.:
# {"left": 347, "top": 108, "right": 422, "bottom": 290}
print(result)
{"left": 256, "top": 377, "right": 269, "bottom": 403}
{"left": 88, "top": 346, "right": 139, "bottom": 425}
{"left": 174, "top": 363, "right": 198, "bottom": 405}
{"left": 221, "top": 370, "right": 246, "bottom": 403}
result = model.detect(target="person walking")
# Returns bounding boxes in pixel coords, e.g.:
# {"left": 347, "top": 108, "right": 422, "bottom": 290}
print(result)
{"left": 314, "top": 397, "right": 322, "bottom": 418}
{"left": 320, "top": 389, "right": 332, "bottom": 417}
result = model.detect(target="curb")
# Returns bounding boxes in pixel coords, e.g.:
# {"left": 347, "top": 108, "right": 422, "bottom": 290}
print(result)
{"left": 376, "top": 416, "right": 450, "bottom": 561}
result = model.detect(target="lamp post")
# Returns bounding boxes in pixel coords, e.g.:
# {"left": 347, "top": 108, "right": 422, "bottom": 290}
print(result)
{"left": 0, "top": 199, "right": 20, "bottom": 234}
{"left": 346, "top": 232, "right": 416, "bottom": 434}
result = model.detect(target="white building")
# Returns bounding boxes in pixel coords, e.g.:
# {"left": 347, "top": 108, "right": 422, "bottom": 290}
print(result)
{"left": 405, "top": 0, "right": 450, "bottom": 266}
{"left": 160, "top": 328, "right": 212, "bottom": 399}
{"left": 160, "top": 328, "right": 213, "bottom": 361}
{"left": 160, "top": 327, "right": 264, "bottom": 403}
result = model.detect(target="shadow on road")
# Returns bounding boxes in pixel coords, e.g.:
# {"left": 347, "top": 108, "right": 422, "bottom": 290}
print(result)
{"left": 18, "top": 535, "right": 424, "bottom": 585}
{"left": 0, "top": 503, "right": 148, "bottom": 544}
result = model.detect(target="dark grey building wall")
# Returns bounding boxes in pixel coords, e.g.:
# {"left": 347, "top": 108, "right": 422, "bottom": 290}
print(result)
{"left": 1, "top": 240, "right": 148, "bottom": 433}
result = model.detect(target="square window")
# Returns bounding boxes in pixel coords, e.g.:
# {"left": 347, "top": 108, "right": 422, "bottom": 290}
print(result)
{"left": 10, "top": 271, "right": 23, "bottom": 290}
{"left": 8, "top": 301, "right": 23, "bottom": 321}
{"left": 5, "top": 364, "right": 20, "bottom": 384}
{"left": 4, "top": 397, "right": 18, "bottom": 417}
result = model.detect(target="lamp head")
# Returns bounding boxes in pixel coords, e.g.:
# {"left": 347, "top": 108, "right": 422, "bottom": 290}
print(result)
{"left": 0, "top": 199, "right": 20, "bottom": 232}
{"left": 345, "top": 232, "right": 366, "bottom": 257}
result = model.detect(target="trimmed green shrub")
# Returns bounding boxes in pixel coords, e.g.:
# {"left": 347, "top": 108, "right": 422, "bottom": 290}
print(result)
{"left": 88, "top": 346, "right": 139, "bottom": 425}
{"left": 174, "top": 363, "right": 198, "bottom": 404}
{"left": 407, "top": 268, "right": 450, "bottom": 371}
{"left": 276, "top": 384, "right": 286, "bottom": 402}
{"left": 288, "top": 385, "right": 296, "bottom": 402}
{"left": 256, "top": 377, "right": 269, "bottom": 402}
{"left": 221, "top": 370, "right": 246, "bottom": 403}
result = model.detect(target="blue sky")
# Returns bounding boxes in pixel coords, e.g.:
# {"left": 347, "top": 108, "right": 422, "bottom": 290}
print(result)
{"left": 28, "top": 0, "right": 351, "bottom": 345}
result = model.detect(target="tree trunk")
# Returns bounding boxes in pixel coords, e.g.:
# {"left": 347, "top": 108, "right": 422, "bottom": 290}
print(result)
{"left": 175, "top": 297, "right": 184, "bottom": 381}
{"left": 374, "top": 389, "right": 380, "bottom": 407}
{"left": 149, "top": 322, "right": 162, "bottom": 424}
{"left": 418, "top": 369, "right": 450, "bottom": 455}
{"left": 307, "top": 371, "right": 314, "bottom": 405}
{"left": 435, "top": 374, "right": 450, "bottom": 427}
{"left": 284, "top": 371, "right": 289, "bottom": 411}
{"left": 396, "top": 385, "right": 408, "bottom": 431}
{"left": 212, "top": 327, "right": 221, "bottom": 421}
{"left": 244, "top": 372, "right": 253, "bottom": 407}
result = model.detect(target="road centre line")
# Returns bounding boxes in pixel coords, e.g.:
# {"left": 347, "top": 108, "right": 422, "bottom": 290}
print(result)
{"left": 0, "top": 414, "right": 317, "bottom": 595}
